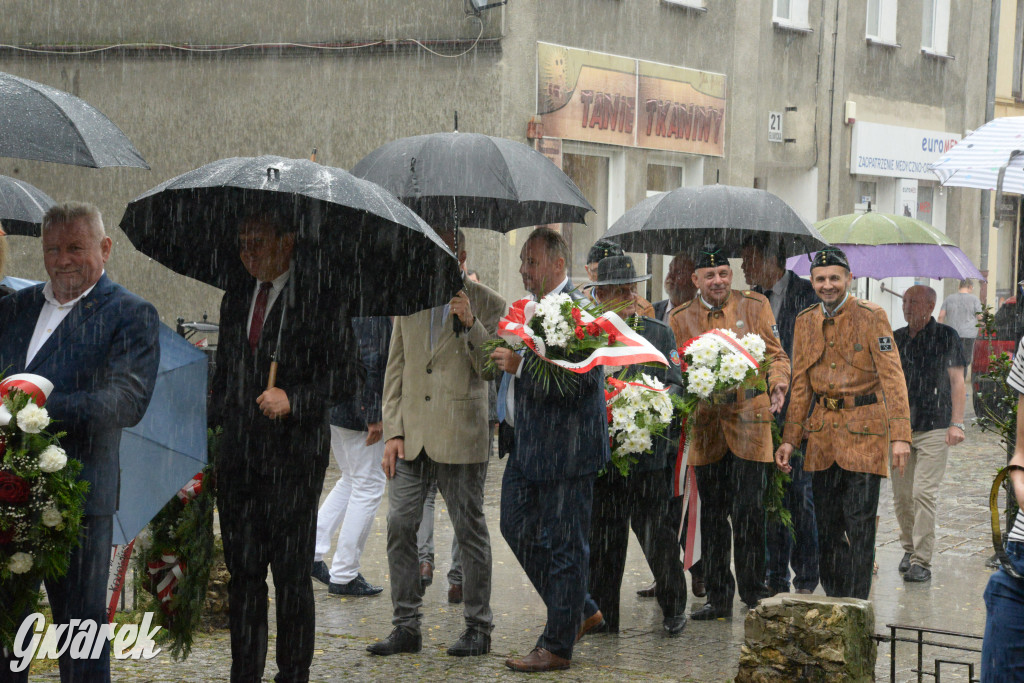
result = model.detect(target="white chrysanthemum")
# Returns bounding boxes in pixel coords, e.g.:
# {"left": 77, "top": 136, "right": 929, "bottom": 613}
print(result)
{"left": 687, "top": 366, "right": 716, "bottom": 398}
{"left": 640, "top": 374, "right": 664, "bottom": 391}
{"left": 16, "top": 404, "right": 49, "bottom": 434}
{"left": 740, "top": 334, "right": 767, "bottom": 363}
{"left": 719, "top": 353, "right": 751, "bottom": 384}
{"left": 716, "top": 327, "right": 739, "bottom": 340}
{"left": 41, "top": 506, "right": 63, "bottom": 528}
{"left": 8, "top": 552, "right": 33, "bottom": 574}
{"left": 38, "top": 445, "right": 68, "bottom": 473}
{"left": 651, "top": 392, "right": 674, "bottom": 421}
{"left": 688, "top": 338, "right": 720, "bottom": 367}
{"left": 536, "top": 293, "right": 571, "bottom": 320}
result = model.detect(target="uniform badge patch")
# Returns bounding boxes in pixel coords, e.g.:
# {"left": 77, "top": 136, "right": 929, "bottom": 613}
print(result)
{"left": 772, "top": 324, "right": 779, "bottom": 338}
{"left": 669, "top": 349, "right": 681, "bottom": 367}
{"left": 878, "top": 336, "right": 893, "bottom": 351}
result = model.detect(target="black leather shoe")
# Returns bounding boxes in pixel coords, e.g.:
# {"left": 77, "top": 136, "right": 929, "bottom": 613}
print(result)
{"left": 898, "top": 552, "right": 912, "bottom": 574}
{"left": 367, "top": 626, "right": 421, "bottom": 655}
{"left": 311, "top": 560, "right": 331, "bottom": 586}
{"left": 663, "top": 614, "right": 687, "bottom": 636}
{"left": 690, "top": 603, "right": 731, "bottom": 621}
{"left": 446, "top": 629, "right": 491, "bottom": 656}
{"left": 329, "top": 574, "right": 383, "bottom": 596}
{"left": 903, "top": 564, "right": 931, "bottom": 582}
{"left": 637, "top": 582, "right": 657, "bottom": 598}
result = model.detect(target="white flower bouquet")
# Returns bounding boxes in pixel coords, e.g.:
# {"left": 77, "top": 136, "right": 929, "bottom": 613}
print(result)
{"left": 604, "top": 372, "right": 684, "bottom": 476}
{"left": 485, "top": 292, "right": 668, "bottom": 394}
{"left": 679, "top": 328, "right": 767, "bottom": 405}
{"left": 0, "top": 374, "right": 88, "bottom": 649}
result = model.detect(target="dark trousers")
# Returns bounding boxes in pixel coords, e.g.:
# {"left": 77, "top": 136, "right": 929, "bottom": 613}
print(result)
{"left": 812, "top": 464, "right": 880, "bottom": 600}
{"left": 982, "top": 541, "right": 1024, "bottom": 681}
{"left": 695, "top": 452, "right": 770, "bottom": 610}
{"left": 589, "top": 468, "right": 687, "bottom": 629}
{"left": 766, "top": 454, "right": 820, "bottom": 593}
{"left": 217, "top": 465, "right": 325, "bottom": 683}
{"left": 0, "top": 515, "right": 112, "bottom": 683}
{"left": 500, "top": 463, "right": 593, "bottom": 661}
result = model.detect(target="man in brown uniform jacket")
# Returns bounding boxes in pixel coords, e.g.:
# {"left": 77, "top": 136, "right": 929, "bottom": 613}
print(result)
{"left": 775, "top": 248, "right": 911, "bottom": 600}
{"left": 670, "top": 245, "right": 790, "bottom": 620}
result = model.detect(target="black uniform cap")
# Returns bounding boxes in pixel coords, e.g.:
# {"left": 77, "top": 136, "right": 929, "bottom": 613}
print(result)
{"left": 809, "top": 247, "right": 850, "bottom": 272}
{"left": 695, "top": 244, "right": 728, "bottom": 269}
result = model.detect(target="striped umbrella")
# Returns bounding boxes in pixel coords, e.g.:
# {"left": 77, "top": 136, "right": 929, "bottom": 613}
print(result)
{"left": 930, "top": 116, "right": 1024, "bottom": 195}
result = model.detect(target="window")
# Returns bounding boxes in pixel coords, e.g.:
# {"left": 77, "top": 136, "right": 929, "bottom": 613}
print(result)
{"left": 663, "top": 0, "right": 706, "bottom": 9}
{"left": 774, "top": 0, "right": 809, "bottom": 30}
{"left": 921, "top": 0, "right": 950, "bottom": 55}
{"left": 1014, "top": 0, "right": 1024, "bottom": 100}
{"left": 866, "top": 0, "right": 898, "bottom": 45}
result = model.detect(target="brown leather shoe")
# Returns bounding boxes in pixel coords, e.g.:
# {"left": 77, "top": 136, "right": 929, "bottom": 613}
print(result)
{"left": 505, "top": 647, "right": 571, "bottom": 672}
{"left": 448, "top": 583, "right": 463, "bottom": 604}
{"left": 575, "top": 609, "right": 604, "bottom": 642}
{"left": 636, "top": 582, "right": 657, "bottom": 598}
{"left": 419, "top": 561, "right": 433, "bottom": 588}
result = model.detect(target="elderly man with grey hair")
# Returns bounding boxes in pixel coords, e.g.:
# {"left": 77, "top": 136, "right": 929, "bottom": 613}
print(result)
{"left": 892, "top": 285, "right": 967, "bottom": 583}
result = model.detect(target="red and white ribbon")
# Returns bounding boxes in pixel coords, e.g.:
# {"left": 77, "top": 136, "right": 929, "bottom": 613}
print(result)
{"left": 0, "top": 373, "right": 54, "bottom": 426}
{"left": 604, "top": 376, "right": 667, "bottom": 405}
{"left": 498, "top": 298, "right": 667, "bottom": 374}
{"left": 147, "top": 551, "right": 187, "bottom": 611}
{"left": 176, "top": 473, "right": 204, "bottom": 505}
{"left": 698, "top": 329, "right": 760, "bottom": 370}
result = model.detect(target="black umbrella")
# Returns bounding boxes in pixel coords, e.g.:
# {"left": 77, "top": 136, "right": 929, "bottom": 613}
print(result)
{"left": 119, "top": 155, "right": 462, "bottom": 317}
{"left": 0, "top": 175, "right": 55, "bottom": 236}
{"left": 351, "top": 130, "right": 593, "bottom": 231}
{"left": 602, "top": 184, "right": 828, "bottom": 257}
{"left": 0, "top": 71, "right": 149, "bottom": 169}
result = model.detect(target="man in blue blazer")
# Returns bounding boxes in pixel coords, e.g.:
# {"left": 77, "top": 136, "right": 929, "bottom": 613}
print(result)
{"left": 491, "top": 228, "right": 610, "bottom": 673}
{"left": 0, "top": 203, "right": 160, "bottom": 682}
{"left": 741, "top": 237, "right": 821, "bottom": 597}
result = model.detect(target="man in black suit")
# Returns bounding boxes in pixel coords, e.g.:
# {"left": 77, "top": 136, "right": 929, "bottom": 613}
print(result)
{"left": 0, "top": 203, "right": 160, "bottom": 682}
{"left": 491, "top": 227, "right": 610, "bottom": 673}
{"left": 586, "top": 255, "right": 688, "bottom": 636}
{"left": 741, "top": 237, "right": 820, "bottom": 596}
{"left": 652, "top": 252, "right": 697, "bottom": 323}
{"left": 210, "top": 211, "right": 362, "bottom": 683}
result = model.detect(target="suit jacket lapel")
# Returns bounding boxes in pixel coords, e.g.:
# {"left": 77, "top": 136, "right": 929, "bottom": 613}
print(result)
{"left": 27, "top": 276, "right": 110, "bottom": 373}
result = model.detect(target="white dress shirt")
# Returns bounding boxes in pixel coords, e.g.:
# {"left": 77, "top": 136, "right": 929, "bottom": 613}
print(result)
{"left": 26, "top": 275, "right": 103, "bottom": 366}
{"left": 246, "top": 268, "right": 291, "bottom": 338}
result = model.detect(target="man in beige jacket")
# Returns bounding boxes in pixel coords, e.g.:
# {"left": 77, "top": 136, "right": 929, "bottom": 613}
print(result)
{"left": 368, "top": 228, "right": 506, "bottom": 659}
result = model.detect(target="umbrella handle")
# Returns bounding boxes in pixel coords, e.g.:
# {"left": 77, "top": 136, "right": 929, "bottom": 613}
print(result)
{"left": 266, "top": 361, "right": 278, "bottom": 390}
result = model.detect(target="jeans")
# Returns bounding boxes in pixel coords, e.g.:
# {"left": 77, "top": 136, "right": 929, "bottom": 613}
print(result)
{"left": 982, "top": 540, "right": 1024, "bottom": 682}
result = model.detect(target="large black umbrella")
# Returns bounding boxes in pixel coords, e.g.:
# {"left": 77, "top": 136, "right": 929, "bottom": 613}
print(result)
{"left": 119, "top": 155, "right": 462, "bottom": 316}
{"left": 352, "top": 131, "right": 593, "bottom": 230}
{"left": 0, "top": 175, "right": 55, "bottom": 236}
{"left": 603, "top": 184, "right": 828, "bottom": 256}
{"left": 0, "top": 71, "right": 149, "bottom": 169}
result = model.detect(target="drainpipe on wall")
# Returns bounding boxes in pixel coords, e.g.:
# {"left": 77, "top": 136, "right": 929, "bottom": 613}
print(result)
{"left": 980, "top": 0, "right": 1001, "bottom": 302}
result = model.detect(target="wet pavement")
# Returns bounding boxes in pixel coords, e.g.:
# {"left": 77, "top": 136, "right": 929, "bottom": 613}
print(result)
{"left": 80, "top": 400, "right": 1007, "bottom": 681}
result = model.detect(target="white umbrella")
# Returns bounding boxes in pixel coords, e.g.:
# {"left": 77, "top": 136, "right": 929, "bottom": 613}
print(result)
{"left": 930, "top": 116, "right": 1024, "bottom": 195}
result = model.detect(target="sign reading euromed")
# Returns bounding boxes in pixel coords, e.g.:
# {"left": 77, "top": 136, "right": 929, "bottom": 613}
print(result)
{"left": 537, "top": 42, "right": 727, "bottom": 157}
{"left": 850, "top": 121, "right": 961, "bottom": 180}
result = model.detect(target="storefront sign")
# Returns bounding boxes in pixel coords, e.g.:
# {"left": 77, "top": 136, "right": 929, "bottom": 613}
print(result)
{"left": 850, "top": 121, "right": 961, "bottom": 180}
{"left": 537, "top": 42, "right": 726, "bottom": 157}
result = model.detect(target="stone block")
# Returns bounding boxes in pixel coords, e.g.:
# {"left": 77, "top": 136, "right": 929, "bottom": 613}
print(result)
{"left": 736, "top": 594, "right": 876, "bottom": 683}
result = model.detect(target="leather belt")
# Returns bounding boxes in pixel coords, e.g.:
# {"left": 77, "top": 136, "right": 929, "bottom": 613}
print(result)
{"left": 818, "top": 393, "right": 878, "bottom": 410}
{"left": 710, "top": 388, "right": 762, "bottom": 405}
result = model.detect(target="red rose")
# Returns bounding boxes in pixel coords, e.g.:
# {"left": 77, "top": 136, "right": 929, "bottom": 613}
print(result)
{"left": 0, "top": 471, "right": 30, "bottom": 505}
{"left": 574, "top": 325, "right": 585, "bottom": 340}
{"left": 608, "top": 332, "right": 618, "bottom": 344}
{"left": 0, "top": 527, "right": 13, "bottom": 544}
{"left": 586, "top": 322, "right": 601, "bottom": 336}
{"left": 680, "top": 361, "right": 689, "bottom": 372}
{"left": 571, "top": 308, "right": 583, "bottom": 324}
{"left": 606, "top": 406, "right": 613, "bottom": 423}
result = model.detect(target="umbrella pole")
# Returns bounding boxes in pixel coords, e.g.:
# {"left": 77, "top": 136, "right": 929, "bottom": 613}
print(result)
{"left": 266, "top": 298, "right": 287, "bottom": 391}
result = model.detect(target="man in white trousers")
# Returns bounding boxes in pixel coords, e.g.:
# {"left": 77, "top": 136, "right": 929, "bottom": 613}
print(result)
{"left": 313, "top": 315, "right": 393, "bottom": 595}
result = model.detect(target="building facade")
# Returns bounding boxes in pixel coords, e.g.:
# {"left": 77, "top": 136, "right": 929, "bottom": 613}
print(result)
{"left": 1, "top": 1, "right": 992, "bottom": 329}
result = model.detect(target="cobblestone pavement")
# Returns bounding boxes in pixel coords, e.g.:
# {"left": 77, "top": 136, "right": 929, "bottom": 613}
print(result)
{"left": 29, "top": 400, "right": 1007, "bottom": 681}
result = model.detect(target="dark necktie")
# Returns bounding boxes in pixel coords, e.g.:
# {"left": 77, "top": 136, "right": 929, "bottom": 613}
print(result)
{"left": 249, "top": 282, "right": 273, "bottom": 352}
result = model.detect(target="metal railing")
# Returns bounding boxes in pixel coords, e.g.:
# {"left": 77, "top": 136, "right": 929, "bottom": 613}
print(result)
{"left": 875, "top": 623, "right": 983, "bottom": 682}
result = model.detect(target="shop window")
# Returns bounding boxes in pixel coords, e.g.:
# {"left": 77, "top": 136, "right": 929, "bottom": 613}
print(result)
{"left": 921, "top": 0, "right": 950, "bottom": 55}
{"left": 866, "top": 0, "right": 898, "bottom": 46}
{"left": 562, "top": 152, "right": 609, "bottom": 280}
{"left": 773, "top": 0, "right": 810, "bottom": 31}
